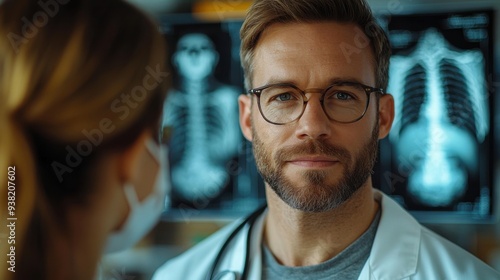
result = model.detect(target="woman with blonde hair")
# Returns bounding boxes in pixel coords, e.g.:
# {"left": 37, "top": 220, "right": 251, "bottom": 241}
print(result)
{"left": 0, "top": 0, "right": 170, "bottom": 279}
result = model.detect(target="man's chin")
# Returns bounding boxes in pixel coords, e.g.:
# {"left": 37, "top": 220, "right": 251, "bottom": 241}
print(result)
{"left": 281, "top": 168, "right": 343, "bottom": 187}
{"left": 271, "top": 181, "right": 341, "bottom": 206}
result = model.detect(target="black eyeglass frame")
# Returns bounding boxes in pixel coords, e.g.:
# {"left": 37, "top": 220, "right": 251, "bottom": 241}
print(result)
{"left": 247, "top": 81, "right": 385, "bottom": 125}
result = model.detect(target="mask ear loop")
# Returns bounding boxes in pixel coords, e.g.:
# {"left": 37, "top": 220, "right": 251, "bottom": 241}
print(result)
{"left": 144, "top": 138, "right": 170, "bottom": 210}
{"left": 145, "top": 139, "right": 161, "bottom": 164}
{"left": 108, "top": 183, "right": 139, "bottom": 239}
{"left": 123, "top": 183, "right": 140, "bottom": 208}
{"left": 121, "top": 139, "right": 160, "bottom": 205}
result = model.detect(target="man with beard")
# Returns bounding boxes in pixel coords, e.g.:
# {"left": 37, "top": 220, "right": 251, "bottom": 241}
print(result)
{"left": 154, "top": 0, "right": 500, "bottom": 279}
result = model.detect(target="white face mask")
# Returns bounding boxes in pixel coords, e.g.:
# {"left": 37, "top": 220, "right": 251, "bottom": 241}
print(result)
{"left": 104, "top": 139, "right": 170, "bottom": 254}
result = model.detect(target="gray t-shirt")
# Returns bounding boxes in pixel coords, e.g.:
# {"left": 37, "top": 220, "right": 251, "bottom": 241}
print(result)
{"left": 261, "top": 210, "right": 381, "bottom": 280}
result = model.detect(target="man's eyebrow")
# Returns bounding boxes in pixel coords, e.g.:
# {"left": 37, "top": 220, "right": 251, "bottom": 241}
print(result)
{"left": 259, "top": 78, "right": 298, "bottom": 86}
{"left": 327, "top": 77, "right": 366, "bottom": 85}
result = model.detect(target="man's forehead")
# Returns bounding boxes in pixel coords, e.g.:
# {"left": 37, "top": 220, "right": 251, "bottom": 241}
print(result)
{"left": 252, "top": 21, "right": 376, "bottom": 86}
{"left": 254, "top": 22, "right": 374, "bottom": 64}
{"left": 257, "top": 21, "right": 367, "bottom": 47}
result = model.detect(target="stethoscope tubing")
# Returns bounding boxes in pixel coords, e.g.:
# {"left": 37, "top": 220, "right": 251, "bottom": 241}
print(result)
{"left": 206, "top": 204, "right": 267, "bottom": 280}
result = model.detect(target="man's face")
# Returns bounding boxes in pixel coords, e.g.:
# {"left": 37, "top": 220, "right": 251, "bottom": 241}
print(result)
{"left": 239, "top": 22, "right": 394, "bottom": 212}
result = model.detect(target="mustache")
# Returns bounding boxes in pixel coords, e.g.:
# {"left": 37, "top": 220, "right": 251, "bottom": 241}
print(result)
{"left": 275, "top": 139, "right": 351, "bottom": 163}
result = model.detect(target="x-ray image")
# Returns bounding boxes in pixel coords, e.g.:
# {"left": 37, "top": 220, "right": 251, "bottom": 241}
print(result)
{"left": 389, "top": 28, "right": 488, "bottom": 207}
{"left": 378, "top": 10, "right": 494, "bottom": 222}
{"left": 159, "top": 19, "right": 266, "bottom": 218}
{"left": 163, "top": 32, "right": 241, "bottom": 202}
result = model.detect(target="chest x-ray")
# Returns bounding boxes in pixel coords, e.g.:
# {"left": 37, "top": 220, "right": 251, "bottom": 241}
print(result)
{"left": 379, "top": 10, "right": 494, "bottom": 222}
{"left": 389, "top": 28, "right": 488, "bottom": 207}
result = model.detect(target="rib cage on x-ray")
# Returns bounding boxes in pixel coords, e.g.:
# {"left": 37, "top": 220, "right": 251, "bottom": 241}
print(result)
{"left": 388, "top": 28, "right": 489, "bottom": 207}
{"left": 401, "top": 64, "right": 426, "bottom": 129}
{"left": 163, "top": 84, "right": 240, "bottom": 202}
{"left": 440, "top": 59, "right": 477, "bottom": 136}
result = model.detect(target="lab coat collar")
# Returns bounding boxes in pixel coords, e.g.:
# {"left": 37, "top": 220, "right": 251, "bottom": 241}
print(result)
{"left": 222, "top": 190, "right": 421, "bottom": 280}
{"left": 360, "top": 190, "right": 421, "bottom": 280}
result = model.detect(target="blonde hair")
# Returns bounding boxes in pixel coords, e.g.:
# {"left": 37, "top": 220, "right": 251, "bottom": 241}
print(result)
{"left": 240, "top": 0, "right": 391, "bottom": 90}
{"left": 0, "top": 0, "right": 169, "bottom": 279}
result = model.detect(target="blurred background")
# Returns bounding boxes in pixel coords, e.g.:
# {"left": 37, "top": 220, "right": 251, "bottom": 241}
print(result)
{"left": 97, "top": 0, "right": 500, "bottom": 279}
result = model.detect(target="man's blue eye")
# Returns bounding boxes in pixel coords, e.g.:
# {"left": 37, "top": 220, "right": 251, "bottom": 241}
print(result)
{"left": 277, "top": 93, "right": 293, "bottom": 101}
{"left": 335, "top": 92, "right": 353, "bottom": 100}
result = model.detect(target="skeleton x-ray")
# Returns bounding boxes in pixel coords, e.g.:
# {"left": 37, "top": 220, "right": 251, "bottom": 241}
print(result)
{"left": 163, "top": 33, "right": 241, "bottom": 202}
{"left": 379, "top": 10, "right": 494, "bottom": 222}
{"left": 159, "top": 19, "right": 265, "bottom": 218}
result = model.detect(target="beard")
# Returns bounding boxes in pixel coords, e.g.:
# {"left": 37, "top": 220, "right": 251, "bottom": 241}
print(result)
{"left": 252, "top": 122, "right": 379, "bottom": 213}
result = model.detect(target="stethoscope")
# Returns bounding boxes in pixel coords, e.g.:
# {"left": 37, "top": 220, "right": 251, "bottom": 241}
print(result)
{"left": 206, "top": 204, "right": 268, "bottom": 280}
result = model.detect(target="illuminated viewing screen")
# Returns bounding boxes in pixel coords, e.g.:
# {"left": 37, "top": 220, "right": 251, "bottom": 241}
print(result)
{"left": 158, "top": 10, "right": 496, "bottom": 222}
{"left": 159, "top": 16, "right": 265, "bottom": 219}
{"left": 376, "top": 10, "right": 495, "bottom": 223}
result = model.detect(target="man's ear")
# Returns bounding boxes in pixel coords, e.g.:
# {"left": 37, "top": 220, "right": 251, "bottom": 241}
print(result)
{"left": 239, "top": 94, "right": 253, "bottom": 141}
{"left": 378, "top": 93, "right": 395, "bottom": 139}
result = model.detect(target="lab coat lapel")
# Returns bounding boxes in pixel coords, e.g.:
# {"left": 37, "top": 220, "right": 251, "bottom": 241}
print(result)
{"left": 247, "top": 210, "right": 265, "bottom": 280}
{"left": 358, "top": 190, "right": 420, "bottom": 280}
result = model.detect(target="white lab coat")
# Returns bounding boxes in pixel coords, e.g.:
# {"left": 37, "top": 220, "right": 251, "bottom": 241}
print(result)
{"left": 153, "top": 190, "right": 500, "bottom": 279}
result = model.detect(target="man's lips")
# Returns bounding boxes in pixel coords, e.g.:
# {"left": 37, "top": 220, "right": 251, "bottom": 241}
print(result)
{"left": 286, "top": 156, "right": 340, "bottom": 168}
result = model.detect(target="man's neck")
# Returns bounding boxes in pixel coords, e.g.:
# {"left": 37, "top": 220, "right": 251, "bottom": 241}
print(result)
{"left": 263, "top": 183, "right": 379, "bottom": 267}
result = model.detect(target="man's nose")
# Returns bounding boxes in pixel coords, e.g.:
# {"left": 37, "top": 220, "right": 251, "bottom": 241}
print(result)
{"left": 294, "top": 97, "right": 332, "bottom": 140}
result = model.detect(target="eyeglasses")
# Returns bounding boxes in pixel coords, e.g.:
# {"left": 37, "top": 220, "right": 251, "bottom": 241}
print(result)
{"left": 248, "top": 81, "right": 384, "bottom": 125}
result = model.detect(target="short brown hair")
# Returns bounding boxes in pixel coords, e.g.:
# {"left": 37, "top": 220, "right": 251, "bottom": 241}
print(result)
{"left": 240, "top": 0, "right": 391, "bottom": 90}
